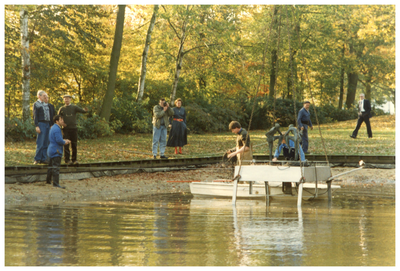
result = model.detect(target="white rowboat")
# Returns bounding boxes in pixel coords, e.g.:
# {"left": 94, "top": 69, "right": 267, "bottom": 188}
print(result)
{"left": 190, "top": 180, "right": 340, "bottom": 199}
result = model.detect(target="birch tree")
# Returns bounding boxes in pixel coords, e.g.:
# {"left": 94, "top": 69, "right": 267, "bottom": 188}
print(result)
{"left": 136, "top": 5, "right": 159, "bottom": 102}
{"left": 20, "top": 8, "right": 30, "bottom": 121}
{"left": 164, "top": 5, "right": 189, "bottom": 104}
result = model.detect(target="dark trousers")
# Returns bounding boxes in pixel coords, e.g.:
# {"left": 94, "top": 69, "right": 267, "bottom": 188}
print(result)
{"left": 62, "top": 129, "right": 78, "bottom": 162}
{"left": 299, "top": 125, "right": 309, "bottom": 153}
{"left": 352, "top": 115, "right": 373, "bottom": 138}
{"left": 46, "top": 156, "right": 61, "bottom": 185}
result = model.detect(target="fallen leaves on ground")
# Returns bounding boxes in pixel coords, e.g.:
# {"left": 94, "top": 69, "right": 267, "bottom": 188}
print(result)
{"left": 4, "top": 115, "right": 395, "bottom": 166}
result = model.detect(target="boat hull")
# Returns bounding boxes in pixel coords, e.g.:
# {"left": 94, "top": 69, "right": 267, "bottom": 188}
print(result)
{"left": 190, "top": 181, "right": 339, "bottom": 199}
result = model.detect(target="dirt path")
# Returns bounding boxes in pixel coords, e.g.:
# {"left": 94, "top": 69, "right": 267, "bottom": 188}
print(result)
{"left": 4, "top": 166, "right": 395, "bottom": 206}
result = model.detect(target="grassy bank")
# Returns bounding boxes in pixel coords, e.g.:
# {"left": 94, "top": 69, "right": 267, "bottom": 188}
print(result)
{"left": 4, "top": 115, "right": 395, "bottom": 166}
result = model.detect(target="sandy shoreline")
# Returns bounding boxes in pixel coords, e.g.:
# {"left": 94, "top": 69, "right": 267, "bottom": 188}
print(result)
{"left": 4, "top": 166, "right": 395, "bottom": 207}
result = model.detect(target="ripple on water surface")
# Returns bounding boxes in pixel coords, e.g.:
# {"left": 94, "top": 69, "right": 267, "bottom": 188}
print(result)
{"left": 5, "top": 190, "right": 395, "bottom": 266}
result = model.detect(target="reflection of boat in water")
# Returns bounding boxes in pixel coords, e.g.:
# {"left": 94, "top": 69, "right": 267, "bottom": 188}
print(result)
{"left": 189, "top": 198, "right": 305, "bottom": 264}
{"left": 190, "top": 180, "right": 340, "bottom": 200}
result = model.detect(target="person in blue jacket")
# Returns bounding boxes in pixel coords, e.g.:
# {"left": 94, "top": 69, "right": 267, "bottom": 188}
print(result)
{"left": 297, "top": 101, "right": 313, "bottom": 154}
{"left": 46, "top": 115, "right": 71, "bottom": 189}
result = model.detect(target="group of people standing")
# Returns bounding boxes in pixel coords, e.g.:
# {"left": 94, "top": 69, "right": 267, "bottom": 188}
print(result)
{"left": 34, "top": 93, "right": 373, "bottom": 188}
{"left": 152, "top": 98, "right": 188, "bottom": 159}
{"left": 33, "top": 91, "right": 87, "bottom": 188}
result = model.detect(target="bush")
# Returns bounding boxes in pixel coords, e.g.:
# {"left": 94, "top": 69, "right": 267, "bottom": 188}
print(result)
{"left": 371, "top": 107, "right": 387, "bottom": 117}
{"left": 185, "top": 101, "right": 245, "bottom": 134}
{"left": 246, "top": 97, "right": 303, "bottom": 128}
{"left": 110, "top": 96, "right": 152, "bottom": 133}
{"left": 76, "top": 114, "right": 115, "bottom": 139}
{"left": 5, "top": 117, "right": 36, "bottom": 142}
{"left": 313, "top": 104, "right": 358, "bottom": 123}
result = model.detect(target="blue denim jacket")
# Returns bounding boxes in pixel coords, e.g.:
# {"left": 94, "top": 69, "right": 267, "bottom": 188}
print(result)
{"left": 47, "top": 124, "right": 66, "bottom": 159}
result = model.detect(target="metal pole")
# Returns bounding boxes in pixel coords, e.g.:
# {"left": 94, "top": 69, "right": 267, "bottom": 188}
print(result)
{"left": 328, "top": 167, "right": 364, "bottom": 181}
{"left": 327, "top": 180, "right": 332, "bottom": 202}
{"left": 297, "top": 182, "right": 303, "bottom": 207}
{"left": 232, "top": 178, "right": 238, "bottom": 205}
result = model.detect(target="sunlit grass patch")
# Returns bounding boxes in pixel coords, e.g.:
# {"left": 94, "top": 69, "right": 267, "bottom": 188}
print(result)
{"left": 4, "top": 115, "right": 395, "bottom": 166}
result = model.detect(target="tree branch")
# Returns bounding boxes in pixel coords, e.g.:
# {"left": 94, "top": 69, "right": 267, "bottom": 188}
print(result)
{"left": 182, "top": 43, "right": 221, "bottom": 56}
{"left": 161, "top": 5, "right": 181, "bottom": 39}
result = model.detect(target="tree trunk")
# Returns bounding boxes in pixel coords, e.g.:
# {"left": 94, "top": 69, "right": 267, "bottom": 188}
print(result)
{"left": 20, "top": 9, "right": 30, "bottom": 121}
{"left": 136, "top": 5, "right": 159, "bottom": 102}
{"left": 287, "top": 50, "right": 297, "bottom": 100}
{"left": 169, "top": 24, "right": 186, "bottom": 104}
{"left": 100, "top": 5, "right": 125, "bottom": 122}
{"left": 338, "top": 67, "right": 345, "bottom": 109}
{"left": 286, "top": 7, "right": 299, "bottom": 101}
{"left": 338, "top": 45, "right": 345, "bottom": 109}
{"left": 345, "top": 42, "right": 361, "bottom": 109}
{"left": 365, "top": 69, "right": 373, "bottom": 100}
{"left": 269, "top": 6, "right": 280, "bottom": 98}
{"left": 345, "top": 72, "right": 358, "bottom": 109}
{"left": 269, "top": 49, "right": 277, "bottom": 98}
{"left": 170, "top": 44, "right": 184, "bottom": 104}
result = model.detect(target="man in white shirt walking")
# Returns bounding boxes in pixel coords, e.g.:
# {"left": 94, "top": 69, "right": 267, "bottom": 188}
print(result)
{"left": 350, "top": 93, "right": 373, "bottom": 139}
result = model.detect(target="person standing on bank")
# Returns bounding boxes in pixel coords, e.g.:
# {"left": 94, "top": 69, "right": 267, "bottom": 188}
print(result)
{"left": 42, "top": 93, "right": 56, "bottom": 163}
{"left": 43, "top": 93, "right": 56, "bottom": 126}
{"left": 350, "top": 93, "right": 373, "bottom": 139}
{"left": 297, "top": 101, "right": 313, "bottom": 154}
{"left": 46, "top": 115, "right": 71, "bottom": 189}
{"left": 33, "top": 90, "right": 51, "bottom": 165}
{"left": 227, "top": 121, "right": 253, "bottom": 165}
{"left": 152, "top": 98, "right": 174, "bottom": 159}
{"left": 167, "top": 98, "right": 188, "bottom": 154}
{"left": 58, "top": 94, "right": 88, "bottom": 165}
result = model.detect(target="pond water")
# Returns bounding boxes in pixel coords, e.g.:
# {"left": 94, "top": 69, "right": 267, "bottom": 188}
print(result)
{"left": 5, "top": 188, "right": 395, "bottom": 266}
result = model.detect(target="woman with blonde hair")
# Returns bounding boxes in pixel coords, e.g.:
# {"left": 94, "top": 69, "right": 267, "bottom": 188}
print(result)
{"left": 167, "top": 98, "right": 188, "bottom": 154}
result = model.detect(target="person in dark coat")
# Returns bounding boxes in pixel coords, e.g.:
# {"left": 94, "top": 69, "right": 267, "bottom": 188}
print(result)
{"left": 350, "top": 93, "right": 373, "bottom": 139}
{"left": 167, "top": 98, "right": 188, "bottom": 154}
{"left": 43, "top": 93, "right": 56, "bottom": 163}
{"left": 58, "top": 93, "right": 88, "bottom": 165}
{"left": 297, "top": 101, "right": 313, "bottom": 154}
{"left": 33, "top": 90, "right": 51, "bottom": 164}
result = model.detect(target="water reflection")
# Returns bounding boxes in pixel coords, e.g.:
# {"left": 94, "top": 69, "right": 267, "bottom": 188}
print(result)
{"left": 5, "top": 192, "right": 395, "bottom": 266}
{"left": 190, "top": 199, "right": 305, "bottom": 265}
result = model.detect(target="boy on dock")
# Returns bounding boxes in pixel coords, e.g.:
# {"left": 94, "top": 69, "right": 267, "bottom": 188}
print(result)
{"left": 227, "top": 121, "right": 253, "bottom": 165}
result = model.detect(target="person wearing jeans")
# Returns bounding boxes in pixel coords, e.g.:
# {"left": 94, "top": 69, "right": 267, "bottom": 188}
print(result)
{"left": 272, "top": 138, "right": 306, "bottom": 162}
{"left": 33, "top": 90, "right": 52, "bottom": 164}
{"left": 152, "top": 98, "right": 174, "bottom": 159}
